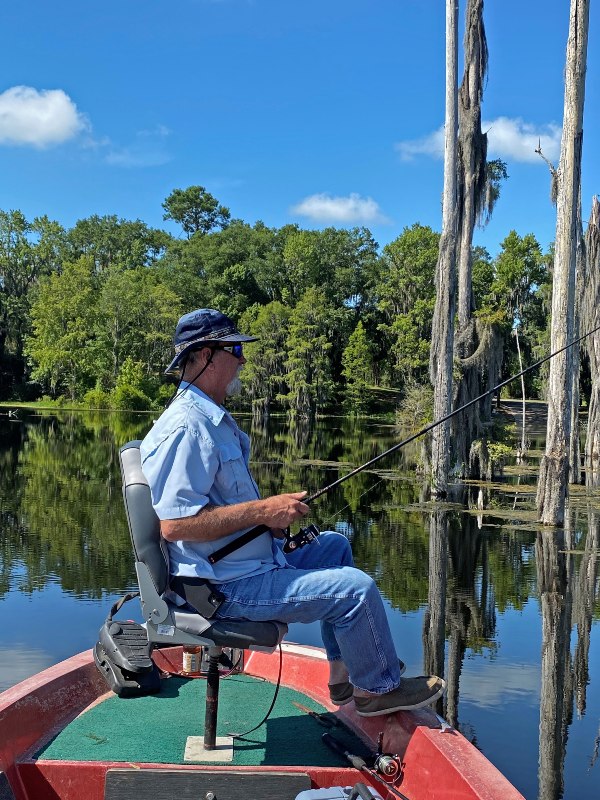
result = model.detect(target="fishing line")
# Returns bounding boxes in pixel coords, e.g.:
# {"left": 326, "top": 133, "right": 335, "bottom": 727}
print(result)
{"left": 209, "top": 322, "right": 600, "bottom": 562}
{"left": 307, "top": 321, "right": 600, "bottom": 506}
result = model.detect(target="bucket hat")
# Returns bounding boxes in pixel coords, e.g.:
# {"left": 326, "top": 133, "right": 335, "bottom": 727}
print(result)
{"left": 165, "top": 308, "right": 258, "bottom": 374}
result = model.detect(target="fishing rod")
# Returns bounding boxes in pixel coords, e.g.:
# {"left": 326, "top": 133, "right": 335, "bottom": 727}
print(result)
{"left": 306, "top": 321, "right": 600, "bottom": 503}
{"left": 209, "top": 322, "right": 600, "bottom": 563}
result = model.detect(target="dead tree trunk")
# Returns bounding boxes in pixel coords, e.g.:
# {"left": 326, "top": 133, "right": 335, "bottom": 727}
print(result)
{"left": 456, "top": 0, "right": 488, "bottom": 333}
{"left": 430, "top": 0, "right": 458, "bottom": 494}
{"left": 583, "top": 197, "right": 600, "bottom": 486}
{"left": 537, "top": 0, "right": 590, "bottom": 525}
{"left": 569, "top": 200, "right": 585, "bottom": 484}
{"left": 451, "top": 0, "right": 505, "bottom": 479}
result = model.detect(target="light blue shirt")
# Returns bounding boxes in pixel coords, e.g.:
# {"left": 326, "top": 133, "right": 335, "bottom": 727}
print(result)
{"left": 140, "top": 383, "right": 286, "bottom": 582}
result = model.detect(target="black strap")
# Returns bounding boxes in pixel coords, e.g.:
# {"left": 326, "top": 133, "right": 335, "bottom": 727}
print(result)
{"left": 169, "top": 575, "right": 224, "bottom": 618}
{"left": 208, "top": 524, "right": 270, "bottom": 564}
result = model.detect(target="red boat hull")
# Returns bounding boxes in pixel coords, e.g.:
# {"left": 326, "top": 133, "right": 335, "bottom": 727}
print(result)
{"left": 0, "top": 644, "right": 524, "bottom": 800}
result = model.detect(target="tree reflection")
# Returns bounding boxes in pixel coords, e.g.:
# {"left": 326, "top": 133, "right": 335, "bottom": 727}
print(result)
{"left": 0, "top": 411, "right": 149, "bottom": 599}
{"left": 536, "top": 519, "right": 574, "bottom": 800}
{"left": 573, "top": 508, "right": 600, "bottom": 716}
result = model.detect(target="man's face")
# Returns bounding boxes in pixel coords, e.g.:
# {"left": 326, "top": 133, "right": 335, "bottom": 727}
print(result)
{"left": 211, "top": 346, "right": 246, "bottom": 399}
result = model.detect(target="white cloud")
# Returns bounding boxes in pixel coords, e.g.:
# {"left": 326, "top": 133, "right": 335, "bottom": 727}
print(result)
{"left": 105, "top": 125, "right": 172, "bottom": 168}
{"left": 395, "top": 116, "right": 562, "bottom": 164}
{"left": 395, "top": 125, "right": 446, "bottom": 161}
{"left": 291, "top": 192, "right": 390, "bottom": 224}
{"left": 484, "top": 116, "right": 561, "bottom": 163}
{"left": 458, "top": 662, "right": 541, "bottom": 709}
{"left": 0, "top": 85, "right": 88, "bottom": 147}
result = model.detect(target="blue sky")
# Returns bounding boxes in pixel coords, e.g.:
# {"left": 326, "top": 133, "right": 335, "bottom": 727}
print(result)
{"left": 0, "top": 0, "right": 598, "bottom": 256}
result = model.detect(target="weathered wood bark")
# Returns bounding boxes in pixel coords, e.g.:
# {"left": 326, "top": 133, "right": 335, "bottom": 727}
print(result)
{"left": 537, "top": 0, "right": 590, "bottom": 525}
{"left": 451, "top": 0, "right": 503, "bottom": 479}
{"left": 569, "top": 198, "right": 585, "bottom": 484}
{"left": 456, "top": 0, "right": 488, "bottom": 333}
{"left": 430, "top": 0, "right": 458, "bottom": 494}
{"left": 583, "top": 197, "right": 600, "bottom": 486}
{"left": 514, "top": 322, "right": 527, "bottom": 461}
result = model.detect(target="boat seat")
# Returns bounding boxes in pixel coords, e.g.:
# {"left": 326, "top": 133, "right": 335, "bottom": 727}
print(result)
{"left": 118, "top": 440, "right": 287, "bottom": 750}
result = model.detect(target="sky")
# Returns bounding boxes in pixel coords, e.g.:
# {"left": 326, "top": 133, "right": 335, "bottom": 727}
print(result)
{"left": 0, "top": 0, "right": 598, "bottom": 257}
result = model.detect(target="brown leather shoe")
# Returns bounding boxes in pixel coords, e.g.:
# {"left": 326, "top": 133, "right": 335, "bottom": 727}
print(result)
{"left": 329, "top": 659, "right": 406, "bottom": 706}
{"left": 354, "top": 675, "right": 446, "bottom": 716}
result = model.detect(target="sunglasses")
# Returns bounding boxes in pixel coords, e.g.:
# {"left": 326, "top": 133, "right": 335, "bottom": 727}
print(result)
{"left": 214, "top": 343, "right": 244, "bottom": 359}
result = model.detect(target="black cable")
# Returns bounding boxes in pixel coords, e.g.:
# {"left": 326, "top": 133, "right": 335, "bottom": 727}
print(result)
{"left": 229, "top": 643, "right": 283, "bottom": 741}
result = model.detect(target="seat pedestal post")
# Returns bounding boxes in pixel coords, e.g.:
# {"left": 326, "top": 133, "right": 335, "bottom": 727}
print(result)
{"left": 204, "top": 646, "right": 222, "bottom": 750}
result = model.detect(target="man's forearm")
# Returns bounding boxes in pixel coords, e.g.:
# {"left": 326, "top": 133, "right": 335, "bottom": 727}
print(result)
{"left": 160, "top": 490, "right": 309, "bottom": 543}
{"left": 161, "top": 500, "right": 267, "bottom": 543}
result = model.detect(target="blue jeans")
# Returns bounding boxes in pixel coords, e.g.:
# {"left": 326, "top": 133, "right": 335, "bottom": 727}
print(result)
{"left": 213, "top": 531, "right": 402, "bottom": 694}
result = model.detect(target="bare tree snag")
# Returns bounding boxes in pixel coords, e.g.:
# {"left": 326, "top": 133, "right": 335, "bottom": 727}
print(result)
{"left": 537, "top": 0, "right": 590, "bottom": 525}
{"left": 583, "top": 197, "right": 600, "bottom": 486}
{"left": 430, "top": 0, "right": 458, "bottom": 495}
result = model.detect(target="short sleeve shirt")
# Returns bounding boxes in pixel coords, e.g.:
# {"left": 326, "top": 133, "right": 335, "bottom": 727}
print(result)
{"left": 140, "top": 383, "right": 286, "bottom": 582}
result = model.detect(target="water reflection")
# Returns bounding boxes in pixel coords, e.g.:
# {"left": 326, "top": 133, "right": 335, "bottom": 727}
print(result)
{"left": 0, "top": 410, "right": 599, "bottom": 799}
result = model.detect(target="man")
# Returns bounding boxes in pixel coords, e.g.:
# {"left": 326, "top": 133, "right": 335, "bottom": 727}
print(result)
{"left": 141, "top": 308, "right": 445, "bottom": 716}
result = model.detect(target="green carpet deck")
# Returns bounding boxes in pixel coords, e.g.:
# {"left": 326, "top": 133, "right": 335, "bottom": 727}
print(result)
{"left": 38, "top": 674, "right": 370, "bottom": 767}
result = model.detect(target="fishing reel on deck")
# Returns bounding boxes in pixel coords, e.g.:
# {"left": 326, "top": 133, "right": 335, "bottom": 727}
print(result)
{"left": 283, "top": 523, "right": 321, "bottom": 553}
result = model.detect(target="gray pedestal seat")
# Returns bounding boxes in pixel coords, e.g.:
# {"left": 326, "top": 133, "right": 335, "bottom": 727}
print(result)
{"left": 118, "top": 441, "right": 287, "bottom": 750}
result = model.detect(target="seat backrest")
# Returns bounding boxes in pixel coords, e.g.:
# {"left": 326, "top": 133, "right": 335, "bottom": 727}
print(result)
{"left": 119, "top": 440, "right": 169, "bottom": 596}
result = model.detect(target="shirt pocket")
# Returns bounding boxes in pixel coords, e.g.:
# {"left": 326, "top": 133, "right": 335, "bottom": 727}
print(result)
{"left": 215, "top": 442, "right": 247, "bottom": 499}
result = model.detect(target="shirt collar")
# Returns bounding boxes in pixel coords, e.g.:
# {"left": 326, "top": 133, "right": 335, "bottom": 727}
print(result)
{"left": 179, "top": 382, "right": 226, "bottom": 426}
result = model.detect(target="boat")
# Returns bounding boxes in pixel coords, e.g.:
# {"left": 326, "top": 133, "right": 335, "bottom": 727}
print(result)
{"left": 0, "top": 440, "right": 526, "bottom": 799}
{"left": 0, "top": 641, "right": 525, "bottom": 800}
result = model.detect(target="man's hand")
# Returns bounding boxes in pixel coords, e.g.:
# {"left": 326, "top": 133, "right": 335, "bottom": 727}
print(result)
{"left": 260, "top": 491, "right": 309, "bottom": 530}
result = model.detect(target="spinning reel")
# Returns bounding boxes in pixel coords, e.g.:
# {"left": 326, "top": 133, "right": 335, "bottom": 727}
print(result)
{"left": 282, "top": 523, "right": 321, "bottom": 553}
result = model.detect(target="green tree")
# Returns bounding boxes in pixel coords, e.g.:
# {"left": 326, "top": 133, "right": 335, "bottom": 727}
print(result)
{"left": 26, "top": 257, "right": 98, "bottom": 399}
{"left": 478, "top": 231, "right": 549, "bottom": 397}
{"left": 481, "top": 231, "right": 547, "bottom": 323}
{"left": 111, "top": 356, "right": 153, "bottom": 411}
{"left": 376, "top": 223, "right": 440, "bottom": 388}
{"left": 280, "top": 288, "right": 336, "bottom": 417}
{"left": 239, "top": 301, "right": 291, "bottom": 415}
{"left": 0, "top": 211, "right": 67, "bottom": 393}
{"left": 162, "top": 186, "right": 231, "bottom": 237}
{"left": 96, "top": 266, "right": 182, "bottom": 388}
{"left": 191, "top": 221, "right": 272, "bottom": 317}
{"left": 67, "top": 214, "right": 170, "bottom": 272}
{"left": 281, "top": 226, "right": 379, "bottom": 309}
{"left": 342, "top": 321, "right": 373, "bottom": 415}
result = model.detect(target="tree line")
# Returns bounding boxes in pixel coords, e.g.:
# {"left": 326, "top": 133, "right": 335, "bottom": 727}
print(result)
{"left": 0, "top": 185, "right": 555, "bottom": 418}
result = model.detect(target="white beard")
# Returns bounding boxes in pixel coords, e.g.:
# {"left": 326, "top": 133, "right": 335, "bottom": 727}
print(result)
{"left": 225, "top": 374, "right": 243, "bottom": 397}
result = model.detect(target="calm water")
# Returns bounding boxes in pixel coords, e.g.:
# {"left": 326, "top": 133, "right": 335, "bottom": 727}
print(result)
{"left": 0, "top": 408, "right": 599, "bottom": 800}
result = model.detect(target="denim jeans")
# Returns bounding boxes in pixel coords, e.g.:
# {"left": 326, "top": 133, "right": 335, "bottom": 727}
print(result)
{"left": 213, "top": 531, "right": 402, "bottom": 694}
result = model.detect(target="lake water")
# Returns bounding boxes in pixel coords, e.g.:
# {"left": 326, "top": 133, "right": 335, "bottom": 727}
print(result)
{"left": 0, "top": 407, "right": 599, "bottom": 800}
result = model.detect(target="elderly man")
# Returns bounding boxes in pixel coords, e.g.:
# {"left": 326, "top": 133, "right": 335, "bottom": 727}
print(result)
{"left": 140, "top": 308, "right": 445, "bottom": 716}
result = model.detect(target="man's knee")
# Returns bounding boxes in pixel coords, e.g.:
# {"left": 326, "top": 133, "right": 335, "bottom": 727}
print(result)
{"left": 318, "top": 530, "right": 353, "bottom": 565}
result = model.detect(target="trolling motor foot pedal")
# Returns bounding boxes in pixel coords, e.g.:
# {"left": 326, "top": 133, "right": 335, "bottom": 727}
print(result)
{"left": 94, "top": 619, "right": 161, "bottom": 697}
